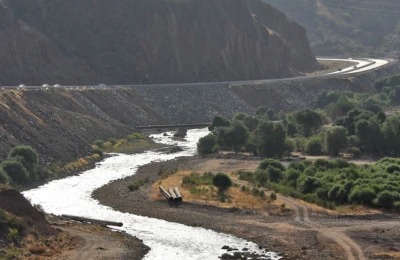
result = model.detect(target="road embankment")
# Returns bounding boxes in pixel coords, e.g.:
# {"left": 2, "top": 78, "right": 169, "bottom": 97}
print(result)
{"left": 0, "top": 60, "right": 398, "bottom": 163}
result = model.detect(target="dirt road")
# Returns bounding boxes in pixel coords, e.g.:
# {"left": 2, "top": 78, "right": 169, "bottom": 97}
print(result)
{"left": 58, "top": 226, "right": 148, "bottom": 260}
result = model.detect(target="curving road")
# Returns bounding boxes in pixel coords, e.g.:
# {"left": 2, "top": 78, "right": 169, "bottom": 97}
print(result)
{"left": 0, "top": 58, "right": 394, "bottom": 90}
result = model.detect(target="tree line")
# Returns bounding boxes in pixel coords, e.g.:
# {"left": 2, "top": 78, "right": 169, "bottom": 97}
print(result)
{"left": 198, "top": 74, "right": 400, "bottom": 158}
{"left": 236, "top": 158, "right": 400, "bottom": 210}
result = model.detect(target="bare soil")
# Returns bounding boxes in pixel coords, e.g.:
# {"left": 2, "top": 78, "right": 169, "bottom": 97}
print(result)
{"left": 55, "top": 224, "right": 149, "bottom": 260}
{"left": 93, "top": 156, "right": 400, "bottom": 260}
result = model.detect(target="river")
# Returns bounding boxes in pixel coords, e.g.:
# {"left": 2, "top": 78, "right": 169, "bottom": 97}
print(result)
{"left": 23, "top": 128, "right": 280, "bottom": 260}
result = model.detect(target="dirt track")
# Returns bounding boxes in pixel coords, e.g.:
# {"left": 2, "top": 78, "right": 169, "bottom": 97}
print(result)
{"left": 58, "top": 226, "right": 148, "bottom": 260}
{"left": 94, "top": 156, "right": 400, "bottom": 260}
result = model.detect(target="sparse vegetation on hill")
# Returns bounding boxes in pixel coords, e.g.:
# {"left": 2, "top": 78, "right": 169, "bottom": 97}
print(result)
{"left": 262, "top": 0, "right": 400, "bottom": 55}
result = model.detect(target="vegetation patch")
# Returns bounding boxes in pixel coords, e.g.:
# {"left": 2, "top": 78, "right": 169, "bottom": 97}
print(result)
{"left": 128, "top": 177, "right": 150, "bottom": 191}
{"left": 93, "top": 132, "right": 155, "bottom": 154}
{"left": 198, "top": 85, "right": 400, "bottom": 160}
{"left": 235, "top": 158, "right": 400, "bottom": 210}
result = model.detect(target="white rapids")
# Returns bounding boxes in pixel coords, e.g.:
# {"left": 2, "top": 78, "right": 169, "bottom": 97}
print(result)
{"left": 23, "top": 128, "right": 280, "bottom": 260}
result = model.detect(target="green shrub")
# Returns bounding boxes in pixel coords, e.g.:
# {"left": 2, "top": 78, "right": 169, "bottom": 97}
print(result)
{"left": 92, "top": 148, "right": 103, "bottom": 157}
{"left": 109, "top": 138, "right": 118, "bottom": 145}
{"left": 0, "top": 168, "right": 9, "bottom": 184}
{"left": 182, "top": 172, "right": 213, "bottom": 186}
{"left": 259, "top": 159, "right": 285, "bottom": 171}
{"left": 126, "top": 133, "right": 145, "bottom": 141}
{"left": 254, "top": 169, "right": 269, "bottom": 186}
{"left": 1, "top": 160, "right": 29, "bottom": 184}
{"left": 297, "top": 176, "right": 320, "bottom": 194}
{"left": 348, "top": 147, "right": 361, "bottom": 158}
{"left": 374, "top": 191, "right": 400, "bottom": 209}
{"left": 236, "top": 171, "right": 255, "bottom": 183}
{"left": 212, "top": 173, "right": 232, "bottom": 192}
{"left": 93, "top": 140, "right": 105, "bottom": 148}
{"left": 268, "top": 167, "right": 285, "bottom": 183}
{"left": 386, "top": 164, "right": 400, "bottom": 174}
{"left": 8, "top": 146, "right": 38, "bottom": 176}
{"left": 197, "top": 134, "right": 217, "bottom": 155}
{"left": 348, "top": 187, "right": 376, "bottom": 204}
{"left": 305, "top": 138, "right": 323, "bottom": 155}
{"left": 270, "top": 192, "right": 277, "bottom": 200}
{"left": 128, "top": 177, "right": 150, "bottom": 191}
{"left": 288, "top": 162, "right": 305, "bottom": 172}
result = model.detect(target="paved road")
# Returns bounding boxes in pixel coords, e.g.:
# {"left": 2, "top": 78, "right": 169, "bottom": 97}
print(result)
{"left": 0, "top": 57, "right": 394, "bottom": 90}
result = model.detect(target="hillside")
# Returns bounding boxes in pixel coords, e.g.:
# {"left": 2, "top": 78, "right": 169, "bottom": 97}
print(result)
{"left": 262, "top": 0, "right": 400, "bottom": 56}
{"left": 0, "top": 0, "right": 317, "bottom": 86}
{"left": 1, "top": 62, "right": 400, "bottom": 163}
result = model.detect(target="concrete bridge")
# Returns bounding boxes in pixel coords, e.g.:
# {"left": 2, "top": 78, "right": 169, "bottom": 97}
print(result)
{"left": 137, "top": 123, "right": 210, "bottom": 137}
{"left": 136, "top": 123, "right": 210, "bottom": 130}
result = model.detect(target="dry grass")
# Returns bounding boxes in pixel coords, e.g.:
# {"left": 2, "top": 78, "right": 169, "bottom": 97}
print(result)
{"left": 373, "top": 252, "right": 400, "bottom": 259}
{"left": 336, "top": 205, "right": 381, "bottom": 215}
{"left": 100, "top": 138, "right": 154, "bottom": 154}
{"left": 150, "top": 170, "right": 270, "bottom": 209}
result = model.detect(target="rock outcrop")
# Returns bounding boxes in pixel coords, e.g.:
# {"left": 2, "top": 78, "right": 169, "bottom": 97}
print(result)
{"left": 0, "top": 0, "right": 317, "bottom": 86}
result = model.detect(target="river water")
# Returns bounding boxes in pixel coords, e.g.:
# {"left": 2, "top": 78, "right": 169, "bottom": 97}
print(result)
{"left": 23, "top": 128, "right": 280, "bottom": 260}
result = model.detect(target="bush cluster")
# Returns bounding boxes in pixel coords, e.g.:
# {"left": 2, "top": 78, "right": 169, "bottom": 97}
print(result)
{"left": 245, "top": 158, "right": 400, "bottom": 210}
{"left": 0, "top": 146, "right": 40, "bottom": 186}
{"left": 128, "top": 177, "right": 150, "bottom": 191}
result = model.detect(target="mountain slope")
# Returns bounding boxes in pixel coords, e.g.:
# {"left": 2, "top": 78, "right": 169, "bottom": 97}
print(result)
{"left": 262, "top": 0, "right": 400, "bottom": 55}
{"left": 0, "top": 0, "right": 317, "bottom": 86}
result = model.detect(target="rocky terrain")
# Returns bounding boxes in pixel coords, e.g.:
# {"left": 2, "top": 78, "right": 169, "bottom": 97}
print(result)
{"left": 0, "top": 61, "right": 399, "bottom": 164}
{"left": 0, "top": 0, "right": 317, "bottom": 86}
{"left": 262, "top": 0, "right": 400, "bottom": 56}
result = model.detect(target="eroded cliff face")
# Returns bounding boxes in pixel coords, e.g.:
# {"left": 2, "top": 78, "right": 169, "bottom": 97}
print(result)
{"left": 0, "top": 2, "right": 99, "bottom": 86}
{"left": 0, "top": 0, "right": 317, "bottom": 85}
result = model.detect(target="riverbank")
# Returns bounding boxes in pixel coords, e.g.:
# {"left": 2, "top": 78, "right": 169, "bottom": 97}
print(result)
{"left": 93, "top": 155, "right": 400, "bottom": 260}
{"left": 93, "top": 156, "right": 331, "bottom": 259}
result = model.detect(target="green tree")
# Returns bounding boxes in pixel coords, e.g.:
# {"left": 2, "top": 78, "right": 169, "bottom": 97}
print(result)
{"left": 0, "top": 168, "right": 9, "bottom": 184}
{"left": 375, "top": 191, "right": 400, "bottom": 209}
{"left": 223, "top": 120, "right": 248, "bottom": 153}
{"left": 286, "top": 122, "right": 297, "bottom": 136}
{"left": 305, "top": 138, "right": 323, "bottom": 155}
{"left": 295, "top": 109, "right": 322, "bottom": 137}
{"left": 382, "top": 115, "right": 400, "bottom": 155}
{"left": 212, "top": 173, "right": 232, "bottom": 192}
{"left": 268, "top": 167, "right": 284, "bottom": 183}
{"left": 259, "top": 159, "right": 285, "bottom": 171}
{"left": 253, "top": 122, "right": 287, "bottom": 158}
{"left": 348, "top": 187, "right": 376, "bottom": 204}
{"left": 254, "top": 169, "right": 269, "bottom": 186}
{"left": 326, "top": 126, "right": 348, "bottom": 156}
{"left": 209, "top": 115, "right": 231, "bottom": 131}
{"left": 256, "top": 106, "right": 275, "bottom": 120}
{"left": 197, "top": 134, "right": 217, "bottom": 155}
{"left": 1, "top": 160, "right": 29, "bottom": 184}
{"left": 297, "top": 176, "right": 320, "bottom": 194}
{"left": 9, "top": 146, "right": 38, "bottom": 177}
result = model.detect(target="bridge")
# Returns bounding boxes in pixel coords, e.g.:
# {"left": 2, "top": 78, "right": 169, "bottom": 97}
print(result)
{"left": 136, "top": 123, "right": 210, "bottom": 130}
